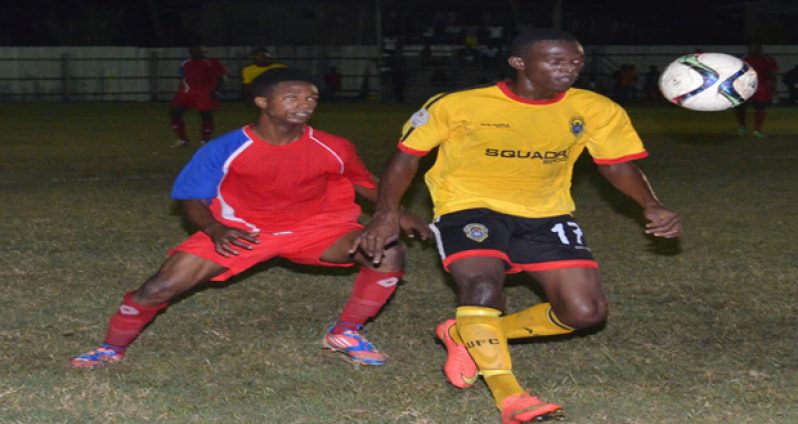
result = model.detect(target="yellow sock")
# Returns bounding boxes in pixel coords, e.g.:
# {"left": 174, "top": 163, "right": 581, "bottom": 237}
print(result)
{"left": 501, "top": 303, "right": 575, "bottom": 340}
{"left": 456, "top": 306, "right": 523, "bottom": 409}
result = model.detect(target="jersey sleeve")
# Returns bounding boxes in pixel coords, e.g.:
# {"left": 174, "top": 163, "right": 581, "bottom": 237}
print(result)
{"left": 340, "top": 142, "right": 376, "bottom": 189}
{"left": 585, "top": 100, "right": 648, "bottom": 164}
{"left": 171, "top": 144, "right": 230, "bottom": 201}
{"left": 397, "top": 93, "right": 450, "bottom": 155}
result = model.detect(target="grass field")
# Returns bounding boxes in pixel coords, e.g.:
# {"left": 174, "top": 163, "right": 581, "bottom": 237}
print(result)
{"left": 1, "top": 100, "right": 797, "bottom": 424}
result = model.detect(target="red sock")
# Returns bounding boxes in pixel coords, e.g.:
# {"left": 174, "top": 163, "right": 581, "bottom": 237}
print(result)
{"left": 201, "top": 119, "right": 215, "bottom": 141}
{"left": 103, "top": 291, "right": 169, "bottom": 350}
{"left": 331, "top": 267, "right": 403, "bottom": 334}
{"left": 754, "top": 110, "right": 766, "bottom": 131}
{"left": 170, "top": 117, "right": 189, "bottom": 141}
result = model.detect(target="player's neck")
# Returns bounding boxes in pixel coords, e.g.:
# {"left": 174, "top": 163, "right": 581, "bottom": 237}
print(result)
{"left": 250, "top": 123, "right": 305, "bottom": 145}
{"left": 502, "top": 80, "right": 566, "bottom": 104}
{"left": 507, "top": 79, "right": 562, "bottom": 101}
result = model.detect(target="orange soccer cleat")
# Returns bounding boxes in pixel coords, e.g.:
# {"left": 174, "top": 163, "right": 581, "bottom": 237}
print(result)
{"left": 435, "top": 319, "right": 479, "bottom": 389}
{"left": 501, "top": 392, "right": 563, "bottom": 423}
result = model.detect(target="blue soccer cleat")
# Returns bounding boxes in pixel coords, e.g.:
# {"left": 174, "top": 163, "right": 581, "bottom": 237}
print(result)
{"left": 322, "top": 325, "right": 385, "bottom": 366}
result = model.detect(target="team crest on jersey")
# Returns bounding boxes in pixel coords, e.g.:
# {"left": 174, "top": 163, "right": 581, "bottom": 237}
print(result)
{"left": 463, "top": 223, "right": 489, "bottom": 242}
{"left": 569, "top": 116, "right": 585, "bottom": 137}
{"left": 410, "top": 108, "right": 430, "bottom": 127}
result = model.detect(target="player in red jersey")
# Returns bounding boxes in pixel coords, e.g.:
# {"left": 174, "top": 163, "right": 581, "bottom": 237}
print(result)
{"left": 71, "top": 68, "right": 430, "bottom": 369}
{"left": 170, "top": 46, "right": 228, "bottom": 148}
{"left": 736, "top": 43, "right": 778, "bottom": 138}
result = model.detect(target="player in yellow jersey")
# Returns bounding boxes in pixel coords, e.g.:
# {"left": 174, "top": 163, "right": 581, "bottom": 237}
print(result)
{"left": 352, "top": 27, "right": 682, "bottom": 423}
{"left": 241, "top": 48, "right": 286, "bottom": 100}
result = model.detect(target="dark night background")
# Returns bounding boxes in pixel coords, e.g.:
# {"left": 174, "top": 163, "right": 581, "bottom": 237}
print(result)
{"left": 1, "top": 0, "right": 797, "bottom": 47}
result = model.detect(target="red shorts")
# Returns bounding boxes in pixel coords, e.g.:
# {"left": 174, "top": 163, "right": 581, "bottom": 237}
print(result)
{"left": 170, "top": 219, "right": 363, "bottom": 281}
{"left": 171, "top": 90, "right": 220, "bottom": 111}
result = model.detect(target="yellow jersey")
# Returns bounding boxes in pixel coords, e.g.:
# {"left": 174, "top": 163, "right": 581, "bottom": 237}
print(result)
{"left": 241, "top": 63, "right": 287, "bottom": 85}
{"left": 398, "top": 81, "right": 648, "bottom": 219}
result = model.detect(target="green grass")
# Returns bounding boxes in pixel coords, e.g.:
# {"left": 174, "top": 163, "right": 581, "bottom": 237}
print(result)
{"left": 1, "top": 101, "right": 797, "bottom": 423}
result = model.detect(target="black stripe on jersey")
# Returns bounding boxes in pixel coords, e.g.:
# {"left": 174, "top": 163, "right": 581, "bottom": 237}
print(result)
{"left": 398, "top": 82, "right": 501, "bottom": 143}
{"left": 399, "top": 92, "right": 450, "bottom": 142}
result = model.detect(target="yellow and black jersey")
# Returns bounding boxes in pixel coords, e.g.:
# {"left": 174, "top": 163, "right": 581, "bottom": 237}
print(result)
{"left": 241, "top": 63, "right": 287, "bottom": 85}
{"left": 398, "top": 81, "right": 648, "bottom": 219}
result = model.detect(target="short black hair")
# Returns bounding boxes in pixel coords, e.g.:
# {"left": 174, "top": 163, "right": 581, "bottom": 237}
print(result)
{"left": 510, "top": 27, "right": 579, "bottom": 56}
{"left": 250, "top": 67, "right": 317, "bottom": 98}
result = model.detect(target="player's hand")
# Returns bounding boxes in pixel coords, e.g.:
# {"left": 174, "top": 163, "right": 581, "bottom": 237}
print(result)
{"left": 643, "top": 204, "right": 682, "bottom": 238}
{"left": 203, "top": 222, "right": 260, "bottom": 257}
{"left": 398, "top": 211, "right": 431, "bottom": 241}
{"left": 350, "top": 210, "right": 402, "bottom": 264}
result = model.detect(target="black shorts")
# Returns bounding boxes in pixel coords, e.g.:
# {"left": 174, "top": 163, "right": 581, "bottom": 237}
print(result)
{"left": 430, "top": 208, "right": 598, "bottom": 273}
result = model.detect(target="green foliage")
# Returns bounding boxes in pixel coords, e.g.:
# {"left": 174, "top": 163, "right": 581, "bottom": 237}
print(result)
{"left": 0, "top": 102, "right": 796, "bottom": 423}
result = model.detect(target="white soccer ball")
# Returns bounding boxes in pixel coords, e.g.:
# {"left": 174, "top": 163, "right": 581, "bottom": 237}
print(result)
{"left": 658, "top": 53, "right": 758, "bottom": 111}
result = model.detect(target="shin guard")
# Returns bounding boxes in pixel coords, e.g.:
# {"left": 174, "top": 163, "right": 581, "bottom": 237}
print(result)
{"left": 104, "top": 291, "right": 169, "bottom": 348}
{"left": 456, "top": 306, "right": 523, "bottom": 407}
{"left": 333, "top": 268, "right": 403, "bottom": 333}
{"left": 501, "top": 303, "right": 575, "bottom": 339}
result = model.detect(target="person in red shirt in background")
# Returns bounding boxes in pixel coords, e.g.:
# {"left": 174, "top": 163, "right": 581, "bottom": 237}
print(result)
{"left": 323, "top": 65, "right": 343, "bottom": 101}
{"left": 170, "top": 46, "right": 228, "bottom": 148}
{"left": 736, "top": 43, "right": 779, "bottom": 138}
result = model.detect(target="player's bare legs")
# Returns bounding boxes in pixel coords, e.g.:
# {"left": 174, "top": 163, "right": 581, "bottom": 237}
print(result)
{"left": 133, "top": 252, "right": 228, "bottom": 305}
{"left": 70, "top": 252, "right": 227, "bottom": 368}
{"left": 319, "top": 230, "right": 405, "bottom": 366}
{"left": 528, "top": 267, "right": 607, "bottom": 331}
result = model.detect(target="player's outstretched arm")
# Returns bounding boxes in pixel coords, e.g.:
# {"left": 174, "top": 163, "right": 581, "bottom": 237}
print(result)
{"left": 351, "top": 151, "right": 423, "bottom": 263}
{"left": 180, "top": 200, "right": 260, "bottom": 257}
{"left": 597, "top": 162, "right": 682, "bottom": 239}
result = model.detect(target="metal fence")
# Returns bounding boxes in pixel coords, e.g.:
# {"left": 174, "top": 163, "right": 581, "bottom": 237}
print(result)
{"left": 0, "top": 46, "right": 381, "bottom": 102}
{"left": 1, "top": 45, "right": 797, "bottom": 103}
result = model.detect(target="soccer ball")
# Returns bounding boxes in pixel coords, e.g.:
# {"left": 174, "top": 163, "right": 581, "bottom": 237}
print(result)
{"left": 658, "top": 53, "right": 758, "bottom": 111}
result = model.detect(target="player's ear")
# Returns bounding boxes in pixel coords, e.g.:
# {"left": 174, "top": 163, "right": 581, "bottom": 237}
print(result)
{"left": 253, "top": 96, "right": 268, "bottom": 108}
{"left": 508, "top": 56, "right": 525, "bottom": 71}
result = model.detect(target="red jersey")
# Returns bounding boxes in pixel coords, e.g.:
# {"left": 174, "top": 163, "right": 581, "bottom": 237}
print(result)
{"left": 179, "top": 58, "right": 226, "bottom": 93}
{"left": 172, "top": 125, "right": 376, "bottom": 233}
{"left": 743, "top": 53, "right": 778, "bottom": 101}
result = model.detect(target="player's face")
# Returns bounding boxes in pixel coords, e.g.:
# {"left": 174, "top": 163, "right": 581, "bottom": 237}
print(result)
{"left": 260, "top": 81, "right": 319, "bottom": 125}
{"left": 510, "top": 40, "right": 585, "bottom": 97}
